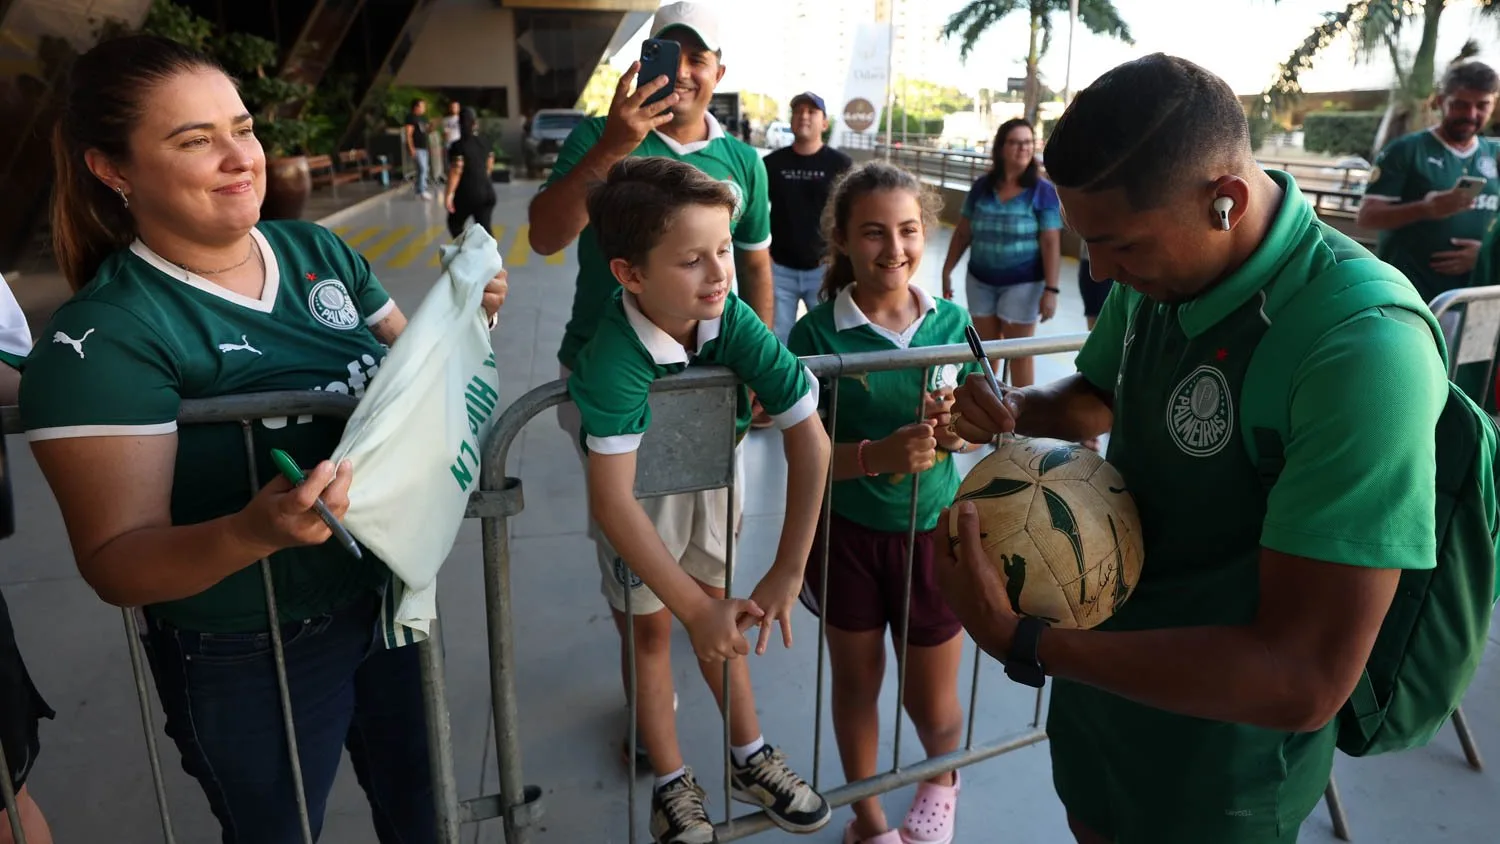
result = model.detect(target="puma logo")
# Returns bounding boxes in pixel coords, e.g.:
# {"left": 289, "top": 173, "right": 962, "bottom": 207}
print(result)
{"left": 218, "top": 335, "right": 262, "bottom": 355}
{"left": 52, "top": 329, "right": 95, "bottom": 359}
{"left": 1428, "top": 157, "right": 1445, "bottom": 167}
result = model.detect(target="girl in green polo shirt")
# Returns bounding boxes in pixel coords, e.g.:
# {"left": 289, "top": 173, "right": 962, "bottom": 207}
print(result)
{"left": 788, "top": 162, "right": 978, "bottom": 844}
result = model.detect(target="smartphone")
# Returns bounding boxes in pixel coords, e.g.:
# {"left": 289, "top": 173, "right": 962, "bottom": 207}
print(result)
{"left": 638, "top": 38, "right": 681, "bottom": 109}
{"left": 1457, "top": 175, "right": 1487, "bottom": 198}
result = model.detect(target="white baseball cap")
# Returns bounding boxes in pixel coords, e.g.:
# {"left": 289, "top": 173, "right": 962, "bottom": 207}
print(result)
{"left": 651, "top": 2, "right": 721, "bottom": 53}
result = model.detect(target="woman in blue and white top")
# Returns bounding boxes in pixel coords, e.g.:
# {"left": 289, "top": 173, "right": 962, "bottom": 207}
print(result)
{"left": 940, "top": 118, "right": 1062, "bottom": 387}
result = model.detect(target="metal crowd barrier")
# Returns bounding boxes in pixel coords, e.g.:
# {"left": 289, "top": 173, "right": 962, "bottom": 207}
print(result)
{"left": 477, "top": 332, "right": 1088, "bottom": 843}
{"left": 1, "top": 286, "right": 1498, "bottom": 842}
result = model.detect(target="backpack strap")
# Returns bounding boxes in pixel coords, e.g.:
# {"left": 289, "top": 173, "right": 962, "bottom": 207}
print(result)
{"left": 1240, "top": 259, "right": 1442, "bottom": 491}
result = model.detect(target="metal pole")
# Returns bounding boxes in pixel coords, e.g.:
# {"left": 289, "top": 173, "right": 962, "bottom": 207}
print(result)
{"left": 242, "top": 423, "right": 315, "bottom": 844}
{"left": 418, "top": 608, "right": 462, "bottom": 843}
{"left": 890, "top": 372, "right": 928, "bottom": 771}
{"left": 1063, "top": 0, "right": 1078, "bottom": 105}
{"left": 811, "top": 379, "right": 841, "bottom": 791}
{"left": 884, "top": 14, "right": 895, "bottom": 160}
{"left": 122, "top": 608, "right": 179, "bottom": 844}
{"left": 626, "top": 559, "right": 638, "bottom": 843}
{"left": 722, "top": 458, "right": 738, "bottom": 832}
{"left": 0, "top": 737, "right": 24, "bottom": 844}
{"left": 482, "top": 511, "right": 532, "bottom": 843}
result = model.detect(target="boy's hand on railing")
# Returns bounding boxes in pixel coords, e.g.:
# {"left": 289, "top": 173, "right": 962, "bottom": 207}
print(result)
{"left": 747, "top": 566, "right": 801, "bottom": 654}
{"left": 684, "top": 597, "right": 763, "bottom": 662}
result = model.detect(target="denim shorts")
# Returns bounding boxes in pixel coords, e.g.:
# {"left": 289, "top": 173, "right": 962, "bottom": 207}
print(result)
{"left": 966, "top": 274, "right": 1045, "bottom": 324}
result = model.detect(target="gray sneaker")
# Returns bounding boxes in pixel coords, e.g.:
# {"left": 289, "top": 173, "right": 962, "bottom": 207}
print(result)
{"left": 650, "top": 768, "right": 717, "bottom": 844}
{"left": 730, "top": 745, "right": 831, "bottom": 833}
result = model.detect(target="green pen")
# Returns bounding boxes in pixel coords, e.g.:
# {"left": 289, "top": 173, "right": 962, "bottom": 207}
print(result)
{"left": 269, "top": 448, "right": 363, "bottom": 559}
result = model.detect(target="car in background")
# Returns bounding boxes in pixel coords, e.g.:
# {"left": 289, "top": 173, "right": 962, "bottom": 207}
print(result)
{"left": 764, "top": 121, "right": 793, "bottom": 149}
{"left": 524, "top": 108, "right": 587, "bottom": 179}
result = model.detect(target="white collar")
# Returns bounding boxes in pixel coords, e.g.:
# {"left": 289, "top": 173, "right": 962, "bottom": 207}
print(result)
{"left": 621, "top": 290, "right": 723, "bottom": 365}
{"left": 1428, "top": 126, "right": 1480, "bottom": 158}
{"left": 833, "top": 283, "right": 936, "bottom": 332}
{"left": 652, "top": 113, "right": 725, "bottom": 156}
{"left": 130, "top": 227, "right": 280, "bottom": 313}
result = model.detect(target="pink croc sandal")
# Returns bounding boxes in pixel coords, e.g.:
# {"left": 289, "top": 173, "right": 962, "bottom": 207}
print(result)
{"left": 899, "top": 771, "right": 960, "bottom": 844}
{"left": 844, "top": 820, "right": 903, "bottom": 844}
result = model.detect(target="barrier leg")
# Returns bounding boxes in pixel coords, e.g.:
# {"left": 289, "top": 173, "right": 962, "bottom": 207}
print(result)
{"left": 0, "top": 734, "right": 23, "bottom": 844}
{"left": 482, "top": 513, "right": 537, "bottom": 843}
{"left": 241, "top": 422, "right": 315, "bottom": 844}
{"left": 1324, "top": 774, "right": 1351, "bottom": 841}
{"left": 811, "top": 379, "right": 840, "bottom": 791}
{"left": 122, "top": 608, "right": 178, "bottom": 843}
{"left": 1452, "top": 706, "right": 1484, "bottom": 772}
{"left": 419, "top": 610, "right": 461, "bottom": 843}
{"left": 722, "top": 463, "right": 737, "bottom": 833}
{"left": 625, "top": 561, "right": 638, "bottom": 843}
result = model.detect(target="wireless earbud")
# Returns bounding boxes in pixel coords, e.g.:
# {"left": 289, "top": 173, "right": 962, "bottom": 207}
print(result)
{"left": 1213, "top": 196, "right": 1234, "bottom": 231}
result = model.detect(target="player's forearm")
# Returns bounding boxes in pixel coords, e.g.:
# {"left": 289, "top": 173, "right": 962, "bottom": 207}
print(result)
{"left": 79, "top": 514, "right": 277, "bottom": 607}
{"left": 1014, "top": 373, "right": 1113, "bottom": 442}
{"left": 1355, "top": 198, "right": 1433, "bottom": 231}
{"left": 527, "top": 146, "right": 629, "bottom": 255}
{"left": 590, "top": 483, "right": 713, "bottom": 618}
{"left": 772, "top": 417, "right": 830, "bottom": 572}
{"left": 1028, "top": 622, "right": 1334, "bottom": 733}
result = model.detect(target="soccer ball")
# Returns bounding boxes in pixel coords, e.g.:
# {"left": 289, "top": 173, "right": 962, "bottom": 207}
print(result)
{"left": 948, "top": 437, "right": 1143, "bottom": 630}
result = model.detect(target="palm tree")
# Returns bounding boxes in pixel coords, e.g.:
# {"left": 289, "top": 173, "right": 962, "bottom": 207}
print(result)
{"left": 1265, "top": 0, "right": 1500, "bottom": 156}
{"left": 941, "top": 0, "right": 1134, "bottom": 124}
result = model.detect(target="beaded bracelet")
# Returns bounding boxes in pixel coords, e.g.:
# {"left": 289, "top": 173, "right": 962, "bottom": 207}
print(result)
{"left": 857, "top": 439, "right": 878, "bottom": 477}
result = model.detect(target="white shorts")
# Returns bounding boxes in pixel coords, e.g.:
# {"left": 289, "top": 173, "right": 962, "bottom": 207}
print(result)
{"left": 557, "top": 364, "right": 745, "bottom": 615}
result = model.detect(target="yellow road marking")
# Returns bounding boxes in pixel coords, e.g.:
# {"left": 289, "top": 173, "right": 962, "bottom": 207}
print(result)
{"left": 388, "top": 226, "right": 445, "bottom": 269}
{"left": 332, "top": 226, "right": 350, "bottom": 237}
{"left": 507, "top": 224, "right": 533, "bottom": 267}
{"left": 343, "top": 226, "right": 381, "bottom": 248}
{"left": 361, "top": 225, "right": 414, "bottom": 262}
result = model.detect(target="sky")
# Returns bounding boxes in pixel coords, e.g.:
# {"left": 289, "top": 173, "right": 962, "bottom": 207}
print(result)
{"left": 610, "top": 0, "right": 1500, "bottom": 106}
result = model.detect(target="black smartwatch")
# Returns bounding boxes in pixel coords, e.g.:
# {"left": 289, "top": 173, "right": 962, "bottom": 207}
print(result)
{"left": 1004, "top": 615, "right": 1049, "bottom": 688}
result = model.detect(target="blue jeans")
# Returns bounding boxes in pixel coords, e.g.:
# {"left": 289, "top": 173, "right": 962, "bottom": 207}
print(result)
{"left": 772, "top": 262, "right": 824, "bottom": 342}
{"left": 412, "top": 149, "right": 430, "bottom": 196}
{"left": 143, "top": 590, "right": 435, "bottom": 844}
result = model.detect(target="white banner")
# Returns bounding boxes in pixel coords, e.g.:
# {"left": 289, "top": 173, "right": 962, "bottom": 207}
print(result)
{"left": 838, "top": 23, "right": 891, "bottom": 143}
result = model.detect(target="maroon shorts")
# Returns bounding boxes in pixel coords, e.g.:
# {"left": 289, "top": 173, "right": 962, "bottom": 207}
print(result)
{"left": 798, "top": 512, "right": 963, "bottom": 647}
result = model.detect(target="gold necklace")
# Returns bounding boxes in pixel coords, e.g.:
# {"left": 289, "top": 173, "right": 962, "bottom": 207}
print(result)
{"left": 172, "top": 239, "right": 256, "bottom": 276}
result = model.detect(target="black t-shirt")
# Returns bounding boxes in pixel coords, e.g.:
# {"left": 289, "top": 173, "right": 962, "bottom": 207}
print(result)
{"left": 406, "top": 114, "right": 429, "bottom": 150}
{"left": 448, "top": 136, "right": 496, "bottom": 208}
{"left": 764, "top": 145, "right": 854, "bottom": 270}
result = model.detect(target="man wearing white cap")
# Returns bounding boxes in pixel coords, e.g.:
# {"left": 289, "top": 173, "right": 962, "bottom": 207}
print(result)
{"left": 527, "top": 4, "right": 829, "bottom": 844}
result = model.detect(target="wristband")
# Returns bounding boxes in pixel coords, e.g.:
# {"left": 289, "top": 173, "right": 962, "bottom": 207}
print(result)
{"left": 1044, "top": 286, "right": 1061, "bottom": 294}
{"left": 857, "top": 439, "right": 879, "bottom": 477}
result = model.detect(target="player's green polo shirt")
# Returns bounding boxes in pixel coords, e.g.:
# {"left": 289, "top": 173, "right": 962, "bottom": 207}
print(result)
{"left": 19, "top": 221, "right": 396, "bottom": 634}
{"left": 546, "top": 114, "right": 771, "bottom": 372}
{"left": 1053, "top": 171, "right": 1444, "bottom": 843}
{"left": 786, "top": 284, "right": 978, "bottom": 533}
{"left": 568, "top": 289, "right": 816, "bottom": 453}
{"left": 1365, "top": 128, "right": 1500, "bottom": 302}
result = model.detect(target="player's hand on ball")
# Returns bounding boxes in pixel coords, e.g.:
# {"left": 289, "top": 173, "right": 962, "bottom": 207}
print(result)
{"left": 934, "top": 501, "right": 1016, "bottom": 641}
{"left": 482, "top": 270, "right": 509, "bottom": 323}
{"left": 951, "top": 372, "right": 1024, "bottom": 443}
{"left": 685, "top": 597, "right": 764, "bottom": 662}
{"left": 747, "top": 567, "right": 801, "bottom": 654}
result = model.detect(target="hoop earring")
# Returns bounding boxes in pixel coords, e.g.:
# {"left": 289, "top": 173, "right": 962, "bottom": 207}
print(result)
{"left": 115, "top": 186, "right": 129, "bottom": 208}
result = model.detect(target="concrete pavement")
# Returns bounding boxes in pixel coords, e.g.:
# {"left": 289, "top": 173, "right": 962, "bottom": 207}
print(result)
{"left": 3, "top": 178, "right": 1497, "bottom": 843}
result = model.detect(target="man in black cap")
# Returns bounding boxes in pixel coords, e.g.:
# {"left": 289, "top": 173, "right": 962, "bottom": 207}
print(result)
{"left": 763, "top": 92, "right": 853, "bottom": 341}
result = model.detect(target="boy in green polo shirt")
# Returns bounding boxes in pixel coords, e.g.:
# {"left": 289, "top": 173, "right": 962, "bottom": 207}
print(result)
{"left": 567, "top": 156, "right": 832, "bottom": 843}
{"left": 939, "top": 55, "right": 1447, "bottom": 844}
